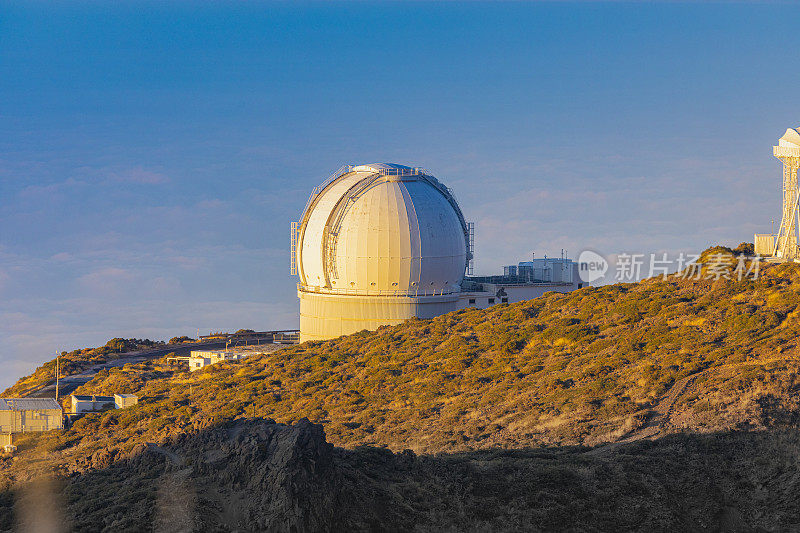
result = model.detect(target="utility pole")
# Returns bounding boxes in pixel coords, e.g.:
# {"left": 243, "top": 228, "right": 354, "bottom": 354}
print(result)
{"left": 55, "top": 351, "right": 60, "bottom": 402}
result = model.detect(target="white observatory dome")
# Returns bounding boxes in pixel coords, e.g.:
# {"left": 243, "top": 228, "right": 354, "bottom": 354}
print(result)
{"left": 293, "top": 163, "right": 470, "bottom": 341}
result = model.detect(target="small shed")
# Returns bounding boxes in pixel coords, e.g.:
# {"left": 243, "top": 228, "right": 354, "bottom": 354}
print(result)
{"left": 0, "top": 433, "right": 16, "bottom": 453}
{"left": 0, "top": 398, "right": 63, "bottom": 433}
{"left": 70, "top": 395, "right": 115, "bottom": 415}
{"left": 114, "top": 394, "right": 138, "bottom": 409}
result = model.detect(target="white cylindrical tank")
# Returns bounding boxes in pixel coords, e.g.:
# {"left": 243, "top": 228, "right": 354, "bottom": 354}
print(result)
{"left": 294, "top": 163, "right": 470, "bottom": 341}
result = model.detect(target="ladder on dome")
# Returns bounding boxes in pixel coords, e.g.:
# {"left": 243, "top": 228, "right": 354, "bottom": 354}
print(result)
{"left": 290, "top": 222, "right": 298, "bottom": 275}
{"left": 323, "top": 173, "right": 385, "bottom": 281}
{"left": 467, "top": 222, "right": 475, "bottom": 275}
{"left": 322, "top": 167, "right": 439, "bottom": 281}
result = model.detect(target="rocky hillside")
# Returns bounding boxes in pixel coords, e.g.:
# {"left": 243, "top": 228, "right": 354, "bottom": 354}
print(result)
{"left": 4, "top": 418, "right": 800, "bottom": 531}
{"left": 4, "top": 249, "right": 800, "bottom": 530}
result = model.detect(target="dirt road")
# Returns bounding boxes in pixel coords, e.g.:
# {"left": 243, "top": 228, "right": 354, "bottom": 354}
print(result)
{"left": 25, "top": 341, "right": 228, "bottom": 399}
{"left": 586, "top": 371, "right": 705, "bottom": 456}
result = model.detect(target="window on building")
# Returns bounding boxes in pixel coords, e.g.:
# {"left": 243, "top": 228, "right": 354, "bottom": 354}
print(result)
{"left": 488, "top": 298, "right": 495, "bottom": 304}
{"left": 578, "top": 283, "right": 583, "bottom": 288}
{"left": 501, "top": 297, "right": 508, "bottom": 303}
{"left": 468, "top": 298, "right": 476, "bottom": 305}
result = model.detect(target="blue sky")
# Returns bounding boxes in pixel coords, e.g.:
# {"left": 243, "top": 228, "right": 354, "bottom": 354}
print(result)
{"left": 2, "top": 1, "right": 800, "bottom": 389}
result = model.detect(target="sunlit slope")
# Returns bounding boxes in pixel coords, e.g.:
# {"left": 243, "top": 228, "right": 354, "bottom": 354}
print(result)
{"left": 2, "top": 338, "right": 165, "bottom": 398}
{"left": 43, "top": 256, "right": 800, "bottom": 456}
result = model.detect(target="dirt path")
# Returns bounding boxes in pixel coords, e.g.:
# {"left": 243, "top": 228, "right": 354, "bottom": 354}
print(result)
{"left": 586, "top": 371, "right": 704, "bottom": 456}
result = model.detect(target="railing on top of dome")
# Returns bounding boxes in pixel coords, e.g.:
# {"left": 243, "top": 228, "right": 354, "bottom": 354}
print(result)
{"left": 302, "top": 166, "right": 447, "bottom": 222}
{"left": 382, "top": 168, "right": 467, "bottom": 234}
{"left": 372, "top": 167, "right": 465, "bottom": 229}
{"left": 300, "top": 165, "right": 354, "bottom": 222}
{"left": 297, "top": 283, "right": 460, "bottom": 298}
{"left": 375, "top": 166, "right": 428, "bottom": 176}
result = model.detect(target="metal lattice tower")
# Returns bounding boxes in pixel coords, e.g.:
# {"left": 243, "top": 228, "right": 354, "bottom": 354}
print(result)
{"left": 773, "top": 129, "right": 800, "bottom": 259}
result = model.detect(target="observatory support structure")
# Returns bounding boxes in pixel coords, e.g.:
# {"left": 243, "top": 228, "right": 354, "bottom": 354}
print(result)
{"left": 773, "top": 144, "right": 800, "bottom": 260}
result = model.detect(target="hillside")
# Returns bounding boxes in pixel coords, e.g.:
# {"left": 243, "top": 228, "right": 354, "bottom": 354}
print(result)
{"left": 2, "top": 338, "right": 165, "bottom": 398}
{"left": 4, "top": 250, "right": 800, "bottom": 530}
{"left": 50, "top": 256, "right": 800, "bottom": 453}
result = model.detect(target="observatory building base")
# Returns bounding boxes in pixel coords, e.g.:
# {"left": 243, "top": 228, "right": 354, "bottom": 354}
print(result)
{"left": 298, "top": 290, "right": 459, "bottom": 342}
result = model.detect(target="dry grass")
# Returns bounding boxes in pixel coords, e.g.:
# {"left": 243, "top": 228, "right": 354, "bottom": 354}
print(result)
{"left": 5, "top": 251, "right": 799, "bottom": 466}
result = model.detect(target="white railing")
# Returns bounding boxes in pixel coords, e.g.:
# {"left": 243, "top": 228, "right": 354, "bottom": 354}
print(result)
{"left": 299, "top": 165, "right": 354, "bottom": 221}
{"left": 298, "top": 283, "right": 458, "bottom": 298}
{"left": 374, "top": 166, "right": 427, "bottom": 176}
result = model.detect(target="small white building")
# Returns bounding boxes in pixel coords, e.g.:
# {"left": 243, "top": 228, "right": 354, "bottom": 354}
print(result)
{"left": 189, "top": 347, "right": 268, "bottom": 372}
{"left": 69, "top": 394, "right": 139, "bottom": 414}
{"left": 189, "top": 350, "right": 240, "bottom": 372}
{"left": 458, "top": 258, "right": 581, "bottom": 310}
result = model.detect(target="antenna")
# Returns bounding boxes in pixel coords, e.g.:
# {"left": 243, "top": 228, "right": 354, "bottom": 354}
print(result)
{"left": 55, "top": 351, "right": 59, "bottom": 402}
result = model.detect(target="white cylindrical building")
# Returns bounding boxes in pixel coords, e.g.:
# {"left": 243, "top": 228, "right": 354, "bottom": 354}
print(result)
{"left": 293, "top": 163, "right": 470, "bottom": 341}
